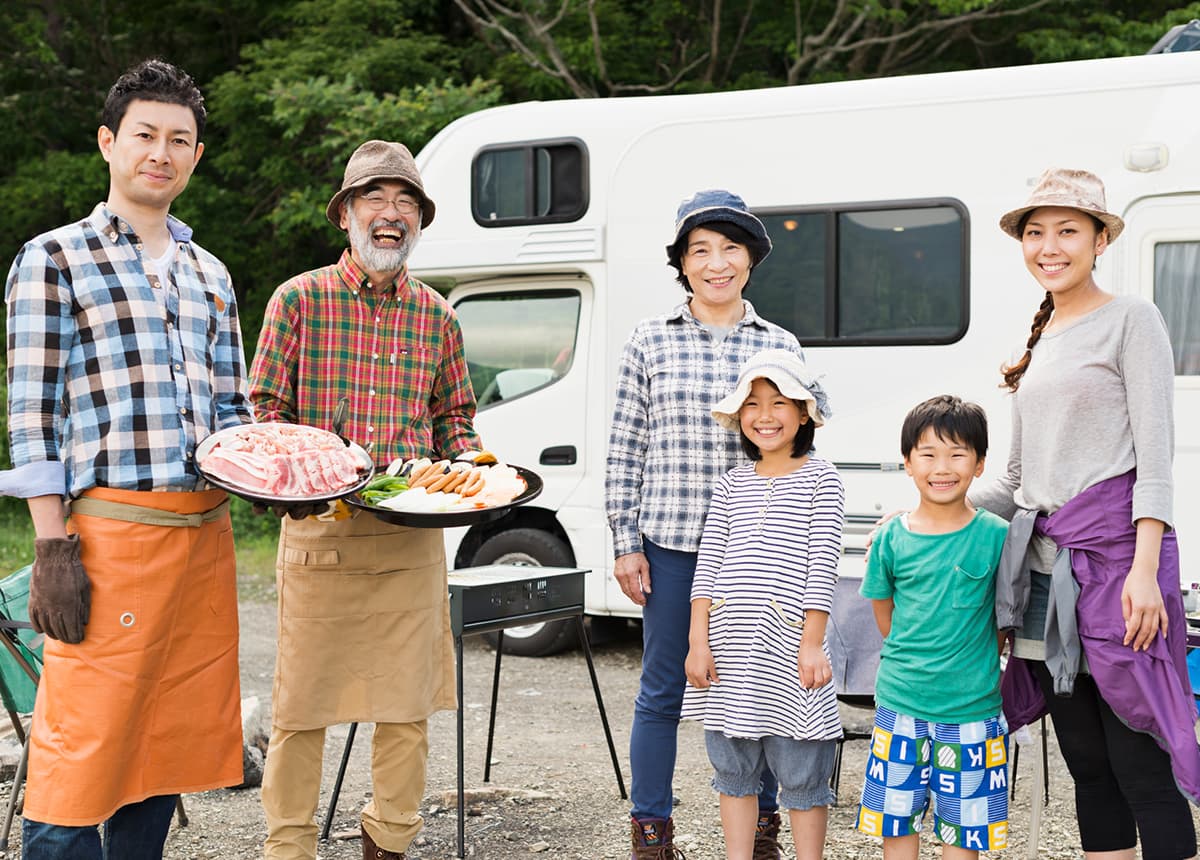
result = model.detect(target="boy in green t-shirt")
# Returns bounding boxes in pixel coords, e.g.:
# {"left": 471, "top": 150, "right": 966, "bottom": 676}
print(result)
{"left": 857, "top": 395, "right": 1009, "bottom": 860}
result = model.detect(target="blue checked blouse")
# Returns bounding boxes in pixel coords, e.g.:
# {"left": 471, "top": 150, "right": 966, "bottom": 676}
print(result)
{"left": 4, "top": 204, "right": 251, "bottom": 499}
{"left": 605, "top": 300, "right": 803, "bottom": 557}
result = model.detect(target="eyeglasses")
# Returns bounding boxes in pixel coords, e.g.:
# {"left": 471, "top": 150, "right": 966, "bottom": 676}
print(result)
{"left": 356, "top": 192, "right": 420, "bottom": 215}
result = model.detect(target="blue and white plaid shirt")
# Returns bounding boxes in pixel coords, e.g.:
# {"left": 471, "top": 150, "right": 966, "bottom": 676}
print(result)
{"left": 605, "top": 299, "right": 803, "bottom": 557}
{"left": 4, "top": 203, "right": 251, "bottom": 499}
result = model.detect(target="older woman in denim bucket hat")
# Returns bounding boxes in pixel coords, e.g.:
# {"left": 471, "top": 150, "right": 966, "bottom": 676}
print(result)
{"left": 606, "top": 190, "right": 805, "bottom": 858}
{"left": 970, "top": 168, "right": 1199, "bottom": 860}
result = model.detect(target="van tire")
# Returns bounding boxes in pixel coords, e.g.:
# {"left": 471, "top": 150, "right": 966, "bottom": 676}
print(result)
{"left": 469, "top": 528, "right": 579, "bottom": 657}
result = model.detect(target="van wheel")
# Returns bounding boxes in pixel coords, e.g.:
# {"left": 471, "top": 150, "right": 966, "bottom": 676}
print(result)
{"left": 469, "top": 528, "right": 579, "bottom": 657}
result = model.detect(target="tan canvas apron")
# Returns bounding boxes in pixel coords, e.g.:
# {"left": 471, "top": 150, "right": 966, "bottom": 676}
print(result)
{"left": 272, "top": 511, "right": 456, "bottom": 730}
{"left": 24, "top": 486, "right": 243, "bottom": 827}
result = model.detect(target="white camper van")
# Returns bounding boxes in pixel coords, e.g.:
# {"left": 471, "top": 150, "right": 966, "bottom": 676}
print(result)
{"left": 409, "top": 50, "right": 1200, "bottom": 655}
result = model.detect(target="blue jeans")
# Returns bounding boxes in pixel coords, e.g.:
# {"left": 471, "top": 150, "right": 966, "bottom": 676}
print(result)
{"left": 630, "top": 539, "right": 778, "bottom": 820}
{"left": 22, "top": 795, "right": 178, "bottom": 860}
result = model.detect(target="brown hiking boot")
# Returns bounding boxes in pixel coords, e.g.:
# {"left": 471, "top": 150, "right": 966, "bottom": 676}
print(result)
{"left": 753, "top": 811, "right": 782, "bottom": 860}
{"left": 362, "top": 826, "right": 406, "bottom": 859}
{"left": 630, "top": 816, "right": 688, "bottom": 859}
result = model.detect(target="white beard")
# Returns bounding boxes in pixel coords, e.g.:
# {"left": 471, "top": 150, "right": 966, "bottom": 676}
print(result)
{"left": 347, "top": 211, "right": 420, "bottom": 277}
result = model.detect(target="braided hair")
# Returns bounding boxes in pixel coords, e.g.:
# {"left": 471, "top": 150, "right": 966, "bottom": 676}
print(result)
{"left": 1000, "top": 291, "right": 1054, "bottom": 392}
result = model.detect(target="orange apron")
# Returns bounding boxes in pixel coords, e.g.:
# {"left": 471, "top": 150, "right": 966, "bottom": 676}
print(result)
{"left": 272, "top": 512, "right": 455, "bottom": 730}
{"left": 24, "top": 487, "right": 243, "bottom": 826}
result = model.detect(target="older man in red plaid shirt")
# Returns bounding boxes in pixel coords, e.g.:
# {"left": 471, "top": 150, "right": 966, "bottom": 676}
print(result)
{"left": 249, "top": 140, "right": 481, "bottom": 860}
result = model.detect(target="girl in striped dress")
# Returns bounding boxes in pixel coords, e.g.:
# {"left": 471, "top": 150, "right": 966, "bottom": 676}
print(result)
{"left": 683, "top": 349, "right": 844, "bottom": 860}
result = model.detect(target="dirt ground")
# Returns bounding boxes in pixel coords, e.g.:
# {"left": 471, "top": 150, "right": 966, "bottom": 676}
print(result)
{"left": 4, "top": 593, "right": 1200, "bottom": 858}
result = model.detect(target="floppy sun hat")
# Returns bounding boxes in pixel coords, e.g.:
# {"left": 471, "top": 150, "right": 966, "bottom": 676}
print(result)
{"left": 665, "top": 189, "right": 772, "bottom": 264}
{"left": 326, "top": 139, "right": 436, "bottom": 230}
{"left": 999, "top": 167, "right": 1124, "bottom": 241}
{"left": 712, "top": 349, "right": 831, "bottom": 430}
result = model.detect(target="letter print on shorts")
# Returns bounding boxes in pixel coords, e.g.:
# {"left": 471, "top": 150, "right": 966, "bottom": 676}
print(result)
{"left": 857, "top": 706, "right": 1009, "bottom": 849}
{"left": 929, "top": 714, "right": 1010, "bottom": 851}
{"left": 856, "top": 706, "right": 932, "bottom": 839}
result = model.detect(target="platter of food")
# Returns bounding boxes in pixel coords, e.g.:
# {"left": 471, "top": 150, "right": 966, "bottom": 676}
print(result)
{"left": 347, "top": 456, "right": 542, "bottom": 528}
{"left": 196, "top": 422, "right": 374, "bottom": 505}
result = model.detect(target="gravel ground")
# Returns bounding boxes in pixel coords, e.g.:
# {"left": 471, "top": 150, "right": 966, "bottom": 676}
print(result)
{"left": 3, "top": 594, "right": 1199, "bottom": 858}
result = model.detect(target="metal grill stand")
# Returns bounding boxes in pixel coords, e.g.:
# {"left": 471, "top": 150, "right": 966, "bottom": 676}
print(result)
{"left": 320, "top": 566, "right": 626, "bottom": 858}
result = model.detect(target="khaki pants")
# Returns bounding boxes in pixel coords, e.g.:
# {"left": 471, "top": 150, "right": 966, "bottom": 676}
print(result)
{"left": 261, "top": 720, "right": 428, "bottom": 859}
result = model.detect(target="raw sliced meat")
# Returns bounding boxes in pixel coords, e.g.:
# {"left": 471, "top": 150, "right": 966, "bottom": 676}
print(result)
{"left": 200, "top": 424, "right": 365, "bottom": 496}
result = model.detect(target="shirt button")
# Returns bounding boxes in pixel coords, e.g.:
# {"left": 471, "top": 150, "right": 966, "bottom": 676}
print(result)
{"left": 180, "top": 407, "right": 188, "bottom": 415}
{"left": 175, "top": 363, "right": 182, "bottom": 371}
{"left": 369, "top": 389, "right": 375, "bottom": 397}
{"left": 367, "top": 425, "right": 375, "bottom": 434}
{"left": 373, "top": 353, "right": 380, "bottom": 360}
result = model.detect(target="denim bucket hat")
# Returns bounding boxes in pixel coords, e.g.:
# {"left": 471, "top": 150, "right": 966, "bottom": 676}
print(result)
{"left": 712, "top": 349, "right": 831, "bottom": 430}
{"left": 665, "top": 189, "right": 772, "bottom": 264}
{"left": 326, "top": 140, "right": 436, "bottom": 230}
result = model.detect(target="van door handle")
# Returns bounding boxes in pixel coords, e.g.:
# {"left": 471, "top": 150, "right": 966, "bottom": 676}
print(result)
{"left": 539, "top": 445, "right": 577, "bottom": 466}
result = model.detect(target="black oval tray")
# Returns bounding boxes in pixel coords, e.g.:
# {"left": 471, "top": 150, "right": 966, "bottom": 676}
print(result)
{"left": 347, "top": 465, "right": 543, "bottom": 528}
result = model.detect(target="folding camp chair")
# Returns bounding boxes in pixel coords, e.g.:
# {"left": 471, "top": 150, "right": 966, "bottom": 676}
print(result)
{"left": 0, "top": 564, "right": 45, "bottom": 852}
{"left": 826, "top": 574, "right": 882, "bottom": 804}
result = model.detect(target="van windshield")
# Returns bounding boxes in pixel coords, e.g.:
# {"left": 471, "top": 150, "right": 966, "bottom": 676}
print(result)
{"left": 454, "top": 289, "right": 582, "bottom": 408}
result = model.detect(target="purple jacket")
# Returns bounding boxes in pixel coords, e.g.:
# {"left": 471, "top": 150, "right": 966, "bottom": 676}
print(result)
{"left": 1000, "top": 470, "right": 1200, "bottom": 804}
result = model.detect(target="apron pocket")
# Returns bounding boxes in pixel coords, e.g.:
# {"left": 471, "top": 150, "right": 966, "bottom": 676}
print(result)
{"left": 208, "top": 525, "right": 237, "bottom": 617}
{"left": 70, "top": 536, "right": 152, "bottom": 678}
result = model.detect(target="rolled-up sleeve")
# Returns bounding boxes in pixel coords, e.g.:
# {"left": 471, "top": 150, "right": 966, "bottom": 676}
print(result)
{"left": 4, "top": 242, "right": 71, "bottom": 496}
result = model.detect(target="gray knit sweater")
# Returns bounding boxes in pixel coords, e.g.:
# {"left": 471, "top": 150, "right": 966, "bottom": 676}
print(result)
{"left": 971, "top": 294, "right": 1175, "bottom": 528}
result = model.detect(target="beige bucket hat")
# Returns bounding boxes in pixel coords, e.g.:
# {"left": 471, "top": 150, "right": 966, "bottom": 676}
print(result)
{"left": 325, "top": 140, "right": 436, "bottom": 230}
{"left": 712, "top": 349, "right": 831, "bottom": 430}
{"left": 999, "top": 168, "right": 1124, "bottom": 241}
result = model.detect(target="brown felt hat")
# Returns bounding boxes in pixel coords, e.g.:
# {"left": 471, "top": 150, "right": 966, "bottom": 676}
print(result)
{"left": 999, "top": 168, "right": 1123, "bottom": 241}
{"left": 325, "top": 140, "right": 436, "bottom": 230}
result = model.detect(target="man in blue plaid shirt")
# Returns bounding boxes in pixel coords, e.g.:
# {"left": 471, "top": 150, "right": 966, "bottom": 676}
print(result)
{"left": 2, "top": 59, "right": 249, "bottom": 859}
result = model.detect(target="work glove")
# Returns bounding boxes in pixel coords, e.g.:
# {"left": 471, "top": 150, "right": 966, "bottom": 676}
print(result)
{"left": 252, "top": 501, "right": 326, "bottom": 520}
{"left": 29, "top": 534, "right": 91, "bottom": 644}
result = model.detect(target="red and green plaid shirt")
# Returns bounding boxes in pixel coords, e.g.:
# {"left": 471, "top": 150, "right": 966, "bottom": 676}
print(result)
{"left": 249, "top": 250, "right": 479, "bottom": 467}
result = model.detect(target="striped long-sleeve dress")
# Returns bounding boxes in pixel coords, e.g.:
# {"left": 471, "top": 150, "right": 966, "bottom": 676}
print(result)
{"left": 681, "top": 458, "right": 845, "bottom": 741}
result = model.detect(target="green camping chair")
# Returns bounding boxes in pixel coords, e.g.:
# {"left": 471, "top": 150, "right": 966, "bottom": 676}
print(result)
{"left": 0, "top": 564, "right": 44, "bottom": 852}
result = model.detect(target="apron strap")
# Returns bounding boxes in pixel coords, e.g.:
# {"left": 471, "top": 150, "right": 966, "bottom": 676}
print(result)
{"left": 69, "top": 496, "right": 230, "bottom": 528}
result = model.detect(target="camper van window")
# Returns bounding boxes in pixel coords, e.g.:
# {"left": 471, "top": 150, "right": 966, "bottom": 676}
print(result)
{"left": 1154, "top": 241, "right": 1200, "bottom": 375}
{"left": 454, "top": 289, "right": 581, "bottom": 408}
{"left": 472, "top": 139, "right": 588, "bottom": 226}
{"left": 753, "top": 201, "right": 967, "bottom": 346}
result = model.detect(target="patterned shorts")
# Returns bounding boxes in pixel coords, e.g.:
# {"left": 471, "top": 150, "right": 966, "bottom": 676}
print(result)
{"left": 856, "top": 705, "right": 1009, "bottom": 850}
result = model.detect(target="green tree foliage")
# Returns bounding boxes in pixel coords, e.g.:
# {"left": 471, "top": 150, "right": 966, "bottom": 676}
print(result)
{"left": 450, "top": 0, "right": 1110, "bottom": 97}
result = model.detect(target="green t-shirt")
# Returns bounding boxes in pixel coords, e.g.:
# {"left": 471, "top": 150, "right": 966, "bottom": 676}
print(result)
{"left": 861, "top": 508, "right": 1008, "bottom": 723}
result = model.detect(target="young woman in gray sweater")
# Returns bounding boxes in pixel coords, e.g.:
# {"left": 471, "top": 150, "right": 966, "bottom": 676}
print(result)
{"left": 971, "top": 168, "right": 1196, "bottom": 860}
